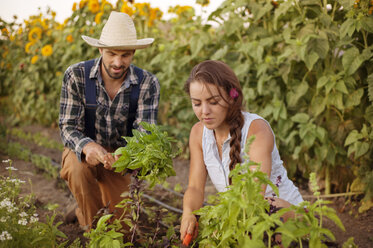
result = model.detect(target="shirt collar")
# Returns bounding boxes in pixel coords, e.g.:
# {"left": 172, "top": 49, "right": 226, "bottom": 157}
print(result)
{"left": 204, "top": 126, "right": 232, "bottom": 145}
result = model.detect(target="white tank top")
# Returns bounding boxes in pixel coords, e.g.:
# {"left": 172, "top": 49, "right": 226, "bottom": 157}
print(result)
{"left": 202, "top": 112, "right": 303, "bottom": 205}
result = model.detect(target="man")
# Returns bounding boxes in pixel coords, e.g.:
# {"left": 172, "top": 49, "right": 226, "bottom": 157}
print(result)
{"left": 59, "top": 11, "right": 160, "bottom": 230}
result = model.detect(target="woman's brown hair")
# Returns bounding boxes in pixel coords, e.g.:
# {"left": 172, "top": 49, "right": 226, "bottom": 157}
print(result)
{"left": 185, "top": 60, "right": 244, "bottom": 183}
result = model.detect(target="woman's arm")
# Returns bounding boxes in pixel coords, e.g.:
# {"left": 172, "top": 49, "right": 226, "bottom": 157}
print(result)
{"left": 180, "top": 122, "right": 207, "bottom": 240}
{"left": 247, "top": 119, "right": 274, "bottom": 194}
{"left": 248, "top": 120, "right": 294, "bottom": 214}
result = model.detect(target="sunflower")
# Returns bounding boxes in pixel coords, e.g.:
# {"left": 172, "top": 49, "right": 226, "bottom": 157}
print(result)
{"left": 41, "top": 19, "right": 49, "bottom": 29}
{"left": 88, "top": 0, "right": 100, "bottom": 14}
{"left": 25, "top": 41, "right": 34, "bottom": 53}
{"left": 31, "top": 55, "right": 38, "bottom": 64}
{"left": 1, "top": 28, "right": 9, "bottom": 36}
{"left": 134, "top": 3, "right": 150, "bottom": 17}
{"left": 101, "top": 0, "right": 113, "bottom": 11}
{"left": 79, "top": 0, "right": 88, "bottom": 9}
{"left": 95, "top": 12, "right": 103, "bottom": 24}
{"left": 72, "top": 3, "right": 77, "bottom": 11}
{"left": 121, "top": 2, "right": 134, "bottom": 16}
{"left": 148, "top": 7, "right": 162, "bottom": 27}
{"left": 66, "top": 34, "right": 74, "bottom": 43}
{"left": 41, "top": 44, "right": 53, "bottom": 57}
{"left": 176, "top": 6, "right": 193, "bottom": 16}
{"left": 28, "top": 27, "right": 42, "bottom": 42}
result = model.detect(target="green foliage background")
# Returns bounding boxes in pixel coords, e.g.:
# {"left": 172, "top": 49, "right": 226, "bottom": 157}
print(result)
{"left": 0, "top": 0, "right": 372, "bottom": 198}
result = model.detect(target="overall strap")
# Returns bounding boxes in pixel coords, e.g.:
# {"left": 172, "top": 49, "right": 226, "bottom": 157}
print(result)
{"left": 84, "top": 59, "right": 96, "bottom": 140}
{"left": 127, "top": 66, "right": 144, "bottom": 137}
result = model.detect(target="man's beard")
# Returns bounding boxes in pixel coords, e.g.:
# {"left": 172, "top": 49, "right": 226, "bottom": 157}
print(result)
{"left": 102, "top": 61, "right": 127, "bottom": 79}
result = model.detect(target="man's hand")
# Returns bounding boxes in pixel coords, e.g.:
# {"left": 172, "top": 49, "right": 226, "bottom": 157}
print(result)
{"left": 102, "top": 153, "right": 116, "bottom": 170}
{"left": 82, "top": 142, "right": 108, "bottom": 167}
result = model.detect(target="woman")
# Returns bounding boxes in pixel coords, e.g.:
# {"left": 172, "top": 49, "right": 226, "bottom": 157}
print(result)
{"left": 180, "top": 60, "right": 303, "bottom": 242}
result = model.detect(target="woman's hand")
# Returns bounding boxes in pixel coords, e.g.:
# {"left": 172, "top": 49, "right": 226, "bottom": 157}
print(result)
{"left": 180, "top": 213, "right": 198, "bottom": 241}
{"left": 266, "top": 197, "right": 294, "bottom": 221}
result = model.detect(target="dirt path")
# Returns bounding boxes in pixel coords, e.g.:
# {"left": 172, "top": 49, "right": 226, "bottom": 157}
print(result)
{"left": 1, "top": 123, "right": 372, "bottom": 247}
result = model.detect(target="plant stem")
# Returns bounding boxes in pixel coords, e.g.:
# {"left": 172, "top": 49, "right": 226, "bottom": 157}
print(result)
{"left": 130, "top": 175, "right": 142, "bottom": 246}
{"left": 325, "top": 165, "right": 330, "bottom": 195}
{"left": 330, "top": 105, "right": 344, "bottom": 122}
{"left": 331, "top": 0, "right": 337, "bottom": 21}
{"left": 322, "top": 0, "right": 328, "bottom": 14}
{"left": 362, "top": 30, "right": 368, "bottom": 49}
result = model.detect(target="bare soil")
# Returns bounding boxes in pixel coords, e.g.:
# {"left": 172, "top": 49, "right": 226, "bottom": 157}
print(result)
{"left": 1, "top": 123, "right": 372, "bottom": 247}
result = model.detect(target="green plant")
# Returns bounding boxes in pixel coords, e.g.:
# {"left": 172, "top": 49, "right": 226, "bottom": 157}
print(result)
{"left": 113, "top": 122, "right": 180, "bottom": 187}
{"left": 0, "top": 140, "right": 61, "bottom": 180}
{"left": 86, "top": 123, "right": 181, "bottom": 247}
{"left": 0, "top": 159, "right": 68, "bottom": 247}
{"left": 195, "top": 160, "right": 346, "bottom": 247}
{"left": 277, "top": 172, "right": 345, "bottom": 247}
{"left": 8, "top": 128, "right": 63, "bottom": 151}
{"left": 84, "top": 215, "right": 128, "bottom": 248}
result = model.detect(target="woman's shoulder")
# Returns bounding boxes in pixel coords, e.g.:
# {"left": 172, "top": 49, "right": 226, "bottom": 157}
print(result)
{"left": 189, "top": 122, "right": 204, "bottom": 144}
{"left": 246, "top": 115, "right": 274, "bottom": 150}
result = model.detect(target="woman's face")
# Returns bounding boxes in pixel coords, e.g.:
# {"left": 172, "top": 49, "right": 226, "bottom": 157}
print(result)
{"left": 189, "top": 81, "right": 230, "bottom": 130}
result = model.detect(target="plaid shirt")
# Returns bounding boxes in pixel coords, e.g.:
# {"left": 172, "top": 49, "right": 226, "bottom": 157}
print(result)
{"left": 59, "top": 57, "right": 160, "bottom": 161}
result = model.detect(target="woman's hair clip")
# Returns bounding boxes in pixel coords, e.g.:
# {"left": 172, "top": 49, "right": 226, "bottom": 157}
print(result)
{"left": 229, "top": 88, "right": 239, "bottom": 99}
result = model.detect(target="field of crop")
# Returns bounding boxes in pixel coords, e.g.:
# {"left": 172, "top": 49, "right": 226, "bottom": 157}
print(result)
{"left": 0, "top": 0, "right": 373, "bottom": 247}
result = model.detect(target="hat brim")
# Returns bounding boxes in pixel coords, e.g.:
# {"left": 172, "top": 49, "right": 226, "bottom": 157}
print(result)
{"left": 81, "top": 35, "right": 154, "bottom": 49}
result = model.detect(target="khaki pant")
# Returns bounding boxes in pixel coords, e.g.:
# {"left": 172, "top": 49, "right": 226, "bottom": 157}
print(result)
{"left": 60, "top": 148, "right": 131, "bottom": 229}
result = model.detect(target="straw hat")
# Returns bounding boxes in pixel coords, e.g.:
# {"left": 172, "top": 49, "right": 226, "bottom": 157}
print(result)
{"left": 82, "top": 11, "right": 154, "bottom": 49}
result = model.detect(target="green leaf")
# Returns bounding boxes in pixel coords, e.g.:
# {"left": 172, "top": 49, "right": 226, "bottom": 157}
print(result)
{"left": 340, "top": 18, "right": 355, "bottom": 38}
{"left": 304, "top": 132, "right": 316, "bottom": 147}
{"left": 211, "top": 45, "right": 228, "bottom": 60}
{"left": 335, "top": 81, "right": 348, "bottom": 94}
{"left": 304, "top": 51, "right": 319, "bottom": 71}
{"left": 338, "top": 0, "right": 355, "bottom": 8}
{"left": 365, "top": 106, "right": 373, "bottom": 124}
{"left": 287, "top": 81, "right": 309, "bottom": 107}
{"left": 316, "top": 76, "right": 329, "bottom": 89}
{"left": 361, "top": 16, "right": 373, "bottom": 33}
{"left": 327, "top": 91, "right": 344, "bottom": 110}
{"left": 308, "top": 37, "right": 329, "bottom": 59}
{"left": 325, "top": 212, "right": 345, "bottom": 232}
{"left": 344, "top": 130, "right": 363, "bottom": 146}
{"left": 310, "top": 95, "right": 326, "bottom": 117}
{"left": 251, "top": 2, "right": 273, "bottom": 22}
{"left": 291, "top": 113, "right": 310, "bottom": 123}
{"left": 112, "top": 240, "right": 121, "bottom": 248}
{"left": 355, "top": 141, "right": 369, "bottom": 158}
{"left": 234, "top": 63, "right": 250, "bottom": 78}
{"left": 96, "top": 214, "right": 112, "bottom": 229}
{"left": 342, "top": 47, "right": 364, "bottom": 76}
{"left": 274, "top": 1, "right": 293, "bottom": 30}
{"left": 345, "top": 88, "right": 364, "bottom": 108}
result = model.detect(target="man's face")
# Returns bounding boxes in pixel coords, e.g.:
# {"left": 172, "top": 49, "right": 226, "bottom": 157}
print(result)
{"left": 99, "top": 48, "right": 135, "bottom": 80}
